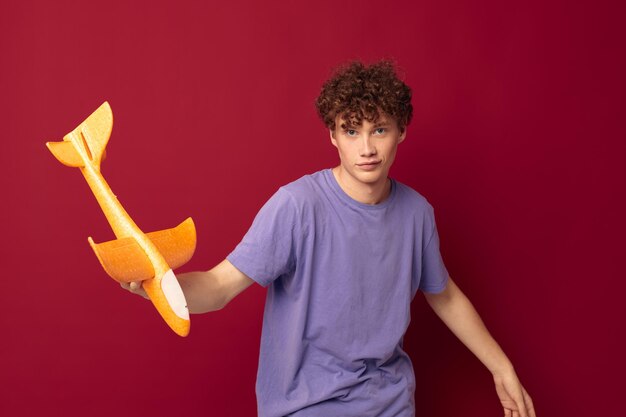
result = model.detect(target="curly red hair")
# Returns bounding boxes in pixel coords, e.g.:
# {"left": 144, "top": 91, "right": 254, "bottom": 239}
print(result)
{"left": 315, "top": 60, "right": 413, "bottom": 132}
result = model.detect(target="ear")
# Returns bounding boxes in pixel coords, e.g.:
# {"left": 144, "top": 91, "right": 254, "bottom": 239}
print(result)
{"left": 329, "top": 129, "right": 338, "bottom": 148}
{"left": 398, "top": 127, "right": 407, "bottom": 144}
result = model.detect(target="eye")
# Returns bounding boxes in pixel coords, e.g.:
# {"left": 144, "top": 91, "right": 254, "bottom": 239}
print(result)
{"left": 374, "top": 128, "right": 386, "bottom": 135}
{"left": 345, "top": 129, "right": 358, "bottom": 137}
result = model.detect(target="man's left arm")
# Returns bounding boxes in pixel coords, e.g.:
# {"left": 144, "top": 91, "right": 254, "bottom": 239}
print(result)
{"left": 423, "top": 276, "right": 536, "bottom": 417}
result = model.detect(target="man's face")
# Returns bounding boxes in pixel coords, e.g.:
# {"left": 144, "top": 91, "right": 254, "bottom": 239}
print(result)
{"left": 330, "top": 113, "right": 406, "bottom": 189}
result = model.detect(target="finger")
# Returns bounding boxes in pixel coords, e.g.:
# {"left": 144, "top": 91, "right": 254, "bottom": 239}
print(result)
{"left": 504, "top": 408, "right": 512, "bottom": 417}
{"left": 516, "top": 397, "right": 529, "bottom": 417}
{"left": 120, "top": 282, "right": 130, "bottom": 290}
{"left": 129, "top": 281, "right": 141, "bottom": 292}
{"left": 523, "top": 391, "right": 536, "bottom": 417}
{"left": 509, "top": 387, "right": 528, "bottom": 417}
{"left": 139, "top": 287, "right": 150, "bottom": 299}
{"left": 518, "top": 385, "right": 536, "bottom": 417}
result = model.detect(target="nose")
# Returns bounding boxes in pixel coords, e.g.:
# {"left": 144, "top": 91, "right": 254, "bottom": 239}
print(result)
{"left": 360, "top": 134, "right": 377, "bottom": 157}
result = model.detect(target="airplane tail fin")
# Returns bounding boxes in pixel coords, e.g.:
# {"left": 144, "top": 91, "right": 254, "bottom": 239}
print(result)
{"left": 46, "top": 102, "right": 113, "bottom": 170}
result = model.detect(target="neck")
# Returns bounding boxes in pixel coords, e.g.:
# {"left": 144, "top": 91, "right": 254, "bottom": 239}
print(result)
{"left": 332, "top": 166, "right": 391, "bottom": 205}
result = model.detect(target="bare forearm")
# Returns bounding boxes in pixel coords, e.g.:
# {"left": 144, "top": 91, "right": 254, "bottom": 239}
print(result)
{"left": 176, "top": 270, "right": 227, "bottom": 314}
{"left": 424, "top": 278, "right": 513, "bottom": 376}
{"left": 122, "top": 259, "right": 253, "bottom": 313}
{"left": 425, "top": 278, "right": 535, "bottom": 416}
{"left": 177, "top": 259, "right": 254, "bottom": 314}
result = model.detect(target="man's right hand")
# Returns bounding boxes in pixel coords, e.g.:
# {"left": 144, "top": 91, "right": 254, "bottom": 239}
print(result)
{"left": 120, "top": 281, "right": 149, "bottom": 300}
{"left": 118, "top": 260, "right": 255, "bottom": 314}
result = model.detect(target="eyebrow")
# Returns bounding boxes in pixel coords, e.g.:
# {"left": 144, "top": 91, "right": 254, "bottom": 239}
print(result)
{"left": 342, "top": 121, "right": 391, "bottom": 129}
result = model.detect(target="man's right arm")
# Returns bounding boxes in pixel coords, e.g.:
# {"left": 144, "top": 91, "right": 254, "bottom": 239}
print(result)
{"left": 120, "top": 259, "right": 255, "bottom": 314}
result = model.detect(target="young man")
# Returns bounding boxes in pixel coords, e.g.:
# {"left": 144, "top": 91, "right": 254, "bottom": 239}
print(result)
{"left": 123, "top": 61, "right": 536, "bottom": 417}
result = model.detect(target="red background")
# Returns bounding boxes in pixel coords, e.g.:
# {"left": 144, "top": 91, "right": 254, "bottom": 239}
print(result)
{"left": 1, "top": 0, "right": 624, "bottom": 416}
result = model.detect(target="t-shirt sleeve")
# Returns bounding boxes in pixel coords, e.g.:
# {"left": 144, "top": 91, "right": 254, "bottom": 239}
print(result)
{"left": 418, "top": 204, "right": 450, "bottom": 294}
{"left": 226, "top": 188, "right": 297, "bottom": 287}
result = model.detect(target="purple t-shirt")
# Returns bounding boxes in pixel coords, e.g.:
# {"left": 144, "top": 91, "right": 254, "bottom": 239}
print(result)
{"left": 227, "top": 169, "right": 449, "bottom": 417}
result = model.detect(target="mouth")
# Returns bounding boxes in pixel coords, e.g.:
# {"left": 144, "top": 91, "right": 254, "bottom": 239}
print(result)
{"left": 356, "top": 161, "right": 381, "bottom": 168}
{"left": 356, "top": 161, "right": 382, "bottom": 170}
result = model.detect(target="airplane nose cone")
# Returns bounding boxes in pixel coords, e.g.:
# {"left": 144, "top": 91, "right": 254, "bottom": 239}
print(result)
{"left": 161, "top": 269, "right": 189, "bottom": 321}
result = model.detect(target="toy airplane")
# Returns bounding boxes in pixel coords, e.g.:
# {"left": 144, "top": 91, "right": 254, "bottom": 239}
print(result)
{"left": 46, "top": 102, "right": 196, "bottom": 337}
